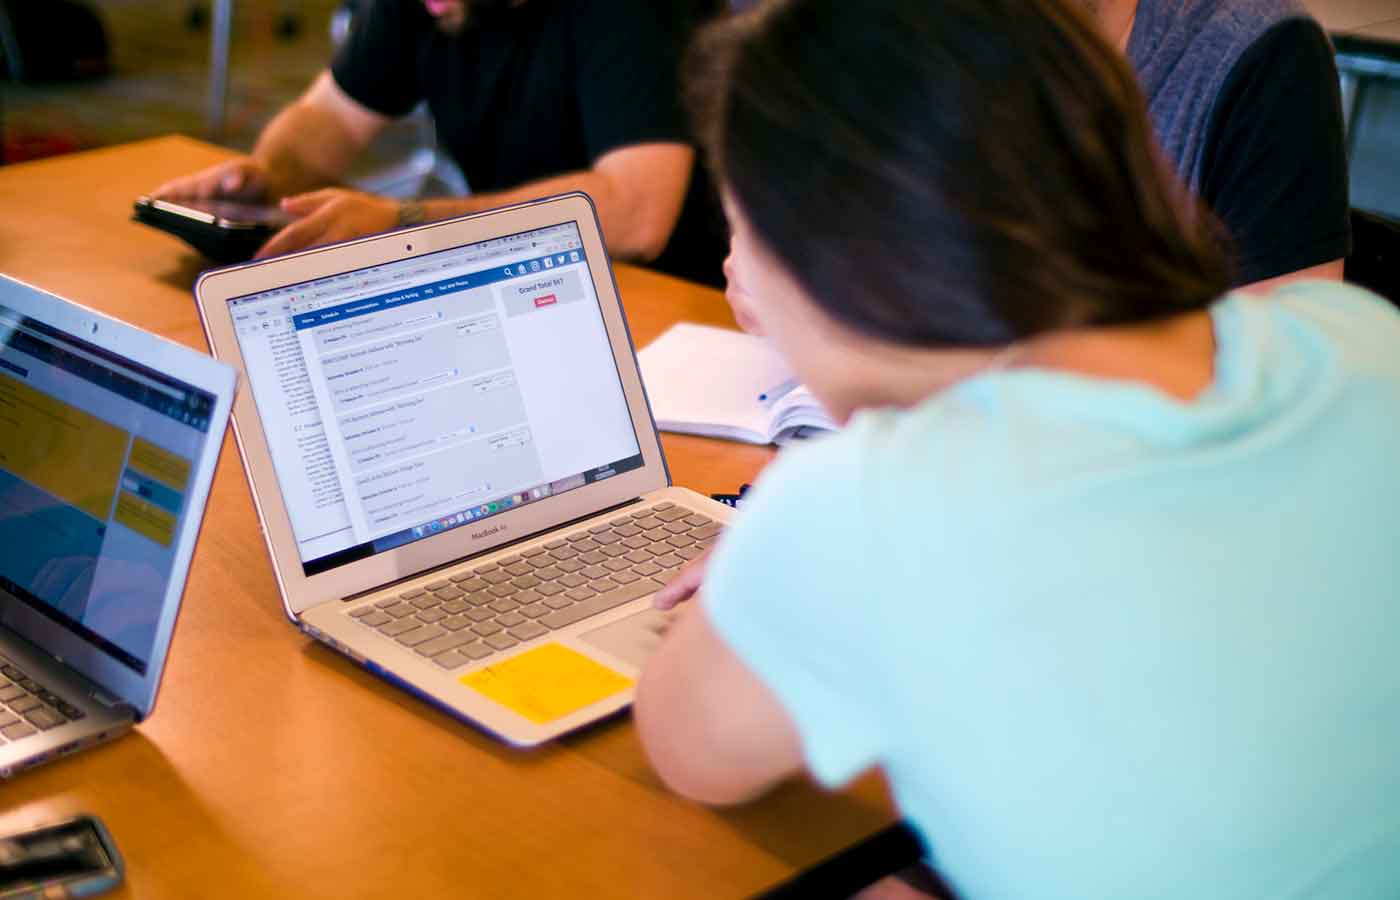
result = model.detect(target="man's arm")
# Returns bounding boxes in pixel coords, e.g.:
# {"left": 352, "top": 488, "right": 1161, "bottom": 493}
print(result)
{"left": 246, "top": 0, "right": 700, "bottom": 261}
{"left": 250, "top": 71, "right": 389, "bottom": 197}
{"left": 419, "top": 143, "right": 695, "bottom": 261}
{"left": 1239, "top": 258, "right": 1345, "bottom": 294}
{"left": 1198, "top": 18, "right": 1351, "bottom": 288}
{"left": 153, "top": 71, "right": 388, "bottom": 202}
{"left": 256, "top": 141, "right": 695, "bottom": 262}
{"left": 635, "top": 602, "right": 805, "bottom": 805}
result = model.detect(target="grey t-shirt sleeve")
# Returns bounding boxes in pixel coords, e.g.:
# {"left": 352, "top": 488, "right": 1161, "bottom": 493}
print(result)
{"left": 1198, "top": 18, "right": 1352, "bottom": 285}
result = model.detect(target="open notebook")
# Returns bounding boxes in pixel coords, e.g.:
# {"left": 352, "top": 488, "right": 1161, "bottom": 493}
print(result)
{"left": 637, "top": 323, "right": 835, "bottom": 446}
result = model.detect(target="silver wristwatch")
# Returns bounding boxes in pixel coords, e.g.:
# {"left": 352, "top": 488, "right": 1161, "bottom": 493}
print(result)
{"left": 396, "top": 201, "right": 427, "bottom": 227}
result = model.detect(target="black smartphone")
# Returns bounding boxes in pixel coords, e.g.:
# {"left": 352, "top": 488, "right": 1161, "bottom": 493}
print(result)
{"left": 132, "top": 195, "right": 294, "bottom": 264}
{"left": 0, "top": 815, "right": 124, "bottom": 899}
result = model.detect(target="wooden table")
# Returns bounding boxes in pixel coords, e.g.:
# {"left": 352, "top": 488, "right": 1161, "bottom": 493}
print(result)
{"left": 0, "top": 137, "right": 893, "bottom": 899}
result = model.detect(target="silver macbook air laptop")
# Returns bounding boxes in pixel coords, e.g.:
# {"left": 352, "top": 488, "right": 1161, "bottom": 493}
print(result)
{"left": 194, "top": 193, "right": 732, "bottom": 746}
{"left": 0, "top": 276, "right": 234, "bottom": 778}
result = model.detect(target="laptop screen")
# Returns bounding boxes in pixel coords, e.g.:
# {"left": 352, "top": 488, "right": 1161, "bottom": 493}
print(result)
{"left": 229, "top": 221, "right": 643, "bottom": 576}
{"left": 0, "top": 307, "right": 218, "bottom": 675}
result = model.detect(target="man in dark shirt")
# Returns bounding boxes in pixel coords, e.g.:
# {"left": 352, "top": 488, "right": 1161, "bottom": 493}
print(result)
{"left": 1085, "top": 0, "right": 1351, "bottom": 290}
{"left": 155, "top": 0, "right": 725, "bottom": 285}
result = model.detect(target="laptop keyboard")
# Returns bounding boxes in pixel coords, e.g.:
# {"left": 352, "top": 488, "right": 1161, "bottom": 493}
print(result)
{"left": 0, "top": 656, "right": 86, "bottom": 744}
{"left": 347, "top": 502, "right": 722, "bottom": 671}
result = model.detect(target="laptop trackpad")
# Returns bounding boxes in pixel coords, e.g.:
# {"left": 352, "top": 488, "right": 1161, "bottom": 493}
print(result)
{"left": 579, "top": 608, "right": 676, "bottom": 668}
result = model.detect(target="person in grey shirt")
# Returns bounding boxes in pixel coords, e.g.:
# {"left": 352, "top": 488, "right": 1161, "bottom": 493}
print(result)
{"left": 1083, "top": 0, "right": 1351, "bottom": 289}
{"left": 724, "top": 0, "right": 1347, "bottom": 299}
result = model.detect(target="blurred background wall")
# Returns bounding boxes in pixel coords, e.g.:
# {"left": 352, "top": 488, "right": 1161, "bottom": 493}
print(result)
{"left": 1, "top": 0, "right": 1396, "bottom": 215}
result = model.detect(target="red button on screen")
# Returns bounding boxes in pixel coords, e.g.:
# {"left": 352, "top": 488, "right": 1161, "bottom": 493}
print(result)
{"left": 533, "top": 294, "right": 558, "bottom": 308}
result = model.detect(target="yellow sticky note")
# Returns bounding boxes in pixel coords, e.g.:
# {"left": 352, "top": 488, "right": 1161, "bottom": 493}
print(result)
{"left": 0, "top": 372, "right": 127, "bottom": 520}
{"left": 130, "top": 438, "right": 192, "bottom": 491}
{"left": 115, "top": 491, "right": 176, "bottom": 547}
{"left": 461, "top": 643, "right": 633, "bottom": 724}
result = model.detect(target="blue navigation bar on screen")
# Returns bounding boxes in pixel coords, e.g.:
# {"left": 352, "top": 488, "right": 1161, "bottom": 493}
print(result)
{"left": 291, "top": 251, "right": 584, "bottom": 332}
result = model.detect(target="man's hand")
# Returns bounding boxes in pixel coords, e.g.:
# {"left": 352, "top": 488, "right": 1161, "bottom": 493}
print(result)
{"left": 255, "top": 188, "right": 399, "bottom": 259}
{"left": 151, "top": 71, "right": 391, "bottom": 209}
{"left": 152, "top": 156, "right": 272, "bottom": 202}
{"left": 724, "top": 240, "right": 764, "bottom": 335}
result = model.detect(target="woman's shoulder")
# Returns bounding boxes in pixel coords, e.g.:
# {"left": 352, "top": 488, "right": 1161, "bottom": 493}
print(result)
{"left": 750, "top": 398, "right": 1032, "bottom": 531}
{"left": 1235, "top": 280, "right": 1400, "bottom": 368}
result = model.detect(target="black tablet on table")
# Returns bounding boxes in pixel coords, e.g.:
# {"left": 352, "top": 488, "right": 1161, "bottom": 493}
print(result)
{"left": 132, "top": 196, "right": 294, "bottom": 264}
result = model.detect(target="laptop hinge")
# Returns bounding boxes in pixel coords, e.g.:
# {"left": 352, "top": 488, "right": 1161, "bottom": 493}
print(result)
{"left": 2, "top": 620, "right": 134, "bottom": 716}
{"left": 340, "top": 495, "right": 648, "bottom": 602}
{"left": 89, "top": 689, "right": 125, "bottom": 709}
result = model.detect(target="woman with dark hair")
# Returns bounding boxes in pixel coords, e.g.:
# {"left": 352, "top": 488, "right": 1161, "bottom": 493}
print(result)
{"left": 634, "top": 1, "right": 1400, "bottom": 896}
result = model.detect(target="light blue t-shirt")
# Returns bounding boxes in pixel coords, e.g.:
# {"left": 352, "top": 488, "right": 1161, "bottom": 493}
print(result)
{"left": 703, "top": 283, "right": 1400, "bottom": 899}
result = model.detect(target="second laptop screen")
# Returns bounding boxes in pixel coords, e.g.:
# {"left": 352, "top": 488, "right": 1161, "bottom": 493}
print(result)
{"left": 0, "top": 304, "right": 216, "bottom": 673}
{"left": 230, "top": 222, "right": 642, "bottom": 575}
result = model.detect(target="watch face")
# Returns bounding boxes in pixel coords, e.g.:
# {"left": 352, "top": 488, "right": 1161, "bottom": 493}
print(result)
{"left": 398, "top": 202, "right": 428, "bottom": 227}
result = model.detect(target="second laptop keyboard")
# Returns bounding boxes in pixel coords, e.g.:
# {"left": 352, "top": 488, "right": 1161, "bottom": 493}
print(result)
{"left": 0, "top": 657, "right": 86, "bottom": 744}
{"left": 348, "top": 501, "right": 721, "bottom": 670}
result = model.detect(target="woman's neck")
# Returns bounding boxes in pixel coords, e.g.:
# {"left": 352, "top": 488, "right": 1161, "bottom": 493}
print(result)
{"left": 1015, "top": 310, "right": 1217, "bottom": 401}
{"left": 1094, "top": 0, "right": 1140, "bottom": 50}
{"left": 834, "top": 309, "right": 1217, "bottom": 417}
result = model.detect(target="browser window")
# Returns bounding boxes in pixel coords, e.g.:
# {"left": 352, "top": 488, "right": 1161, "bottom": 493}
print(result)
{"left": 230, "top": 222, "right": 641, "bottom": 576}
{"left": 0, "top": 308, "right": 216, "bottom": 673}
